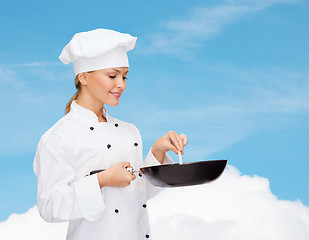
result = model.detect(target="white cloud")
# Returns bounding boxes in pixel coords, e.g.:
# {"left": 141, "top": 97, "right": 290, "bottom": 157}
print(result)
{"left": 1, "top": 165, "right": 309, "bottom": 240}
{"left": 0, "top": 206, "right": 68, "bottom": 240}
{"left": 140, "top": 0, "right": 300, "bottom": 56}
{"left": 149, "top": 166, "right": 309, "bottom": 240}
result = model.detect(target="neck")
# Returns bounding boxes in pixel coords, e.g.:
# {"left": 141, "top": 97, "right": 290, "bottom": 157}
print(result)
{"left": 76, "top": 93, "right": 107, "bottom": 122}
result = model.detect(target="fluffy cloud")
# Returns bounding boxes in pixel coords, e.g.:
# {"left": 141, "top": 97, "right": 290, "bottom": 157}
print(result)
{"left": 1, "top": 165, "right": 309, "bottom": 240}
{"left": 149, "top": 166, "right": 309, "bottom": 240}
{"left": 0, "top": 206, "right": 68, "bottom": 240}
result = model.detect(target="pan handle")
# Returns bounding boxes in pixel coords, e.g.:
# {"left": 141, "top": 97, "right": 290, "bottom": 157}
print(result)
{"left": 89, "top": 167, "right": 137, "bottom": 175}
{"left": 90, "top": 169, "right": 105, "bottom": 175}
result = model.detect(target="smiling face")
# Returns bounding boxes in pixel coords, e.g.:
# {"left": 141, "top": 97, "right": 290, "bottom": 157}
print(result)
{"left": 79, "top": 67, "right": 128, "bottom": 107}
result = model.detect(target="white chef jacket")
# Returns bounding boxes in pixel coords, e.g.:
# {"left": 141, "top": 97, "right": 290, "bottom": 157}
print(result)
{"left": 33, "top": 100, "right": 174, "bottom": 240}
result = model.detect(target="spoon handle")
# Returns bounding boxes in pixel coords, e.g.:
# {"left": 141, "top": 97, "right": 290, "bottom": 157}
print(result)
{"left": 178, "top": 151, "right": 183, "bottom": 165}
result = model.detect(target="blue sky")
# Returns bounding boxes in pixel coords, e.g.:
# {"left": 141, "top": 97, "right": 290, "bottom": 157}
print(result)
{"left": 0, "top": 0, "right": 308, "bottom": 221}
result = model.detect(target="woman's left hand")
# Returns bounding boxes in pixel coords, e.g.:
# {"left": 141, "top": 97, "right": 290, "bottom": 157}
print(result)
{"left": 151, "top": 131, "right": 188, "bottom": 164}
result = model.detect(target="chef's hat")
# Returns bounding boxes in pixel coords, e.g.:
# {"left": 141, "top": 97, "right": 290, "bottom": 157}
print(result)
{"left": 59, "top": 28, "right": 137, "bottom": 75}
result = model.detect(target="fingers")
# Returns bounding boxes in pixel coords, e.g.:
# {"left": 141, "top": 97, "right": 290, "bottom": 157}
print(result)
{"left": 120, "top": 162, "right": 136, "bottom": 182}
{"left": 167, "top": 143, "right": 180, "bottom": 155}
{"left": 179, "top": 134, "right": 188, "bottom": 154}
{"left": 169, "top": 131, "right": 183, "bottom": 151}
{"left": 131, "top": 173, "right": 136, "bottom": 181}
{"left": 125, "top": 167, "right": 136, "bottom": 185}
{"left": 169, "top": 131, "right": 187, "bottom": 154}
{"left": 121, "top": 162, "right": 131, "bottom": 168}
{"left": 180, "top": 134, "right": 188, "bottom": 146}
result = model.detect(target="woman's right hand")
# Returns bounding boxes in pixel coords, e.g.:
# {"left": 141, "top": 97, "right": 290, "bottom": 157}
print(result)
{"left": 97, "top": 162, "right": 136, "bottom": 188}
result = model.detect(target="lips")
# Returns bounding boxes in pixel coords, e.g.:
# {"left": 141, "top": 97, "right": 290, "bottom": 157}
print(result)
{"left": 109, "top": 92, "right": 121, "bottom": 99}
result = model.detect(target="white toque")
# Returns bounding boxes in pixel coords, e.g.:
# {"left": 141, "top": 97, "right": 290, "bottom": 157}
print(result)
{"left": 59, "top": 28, "right": 137, "bottom": 75}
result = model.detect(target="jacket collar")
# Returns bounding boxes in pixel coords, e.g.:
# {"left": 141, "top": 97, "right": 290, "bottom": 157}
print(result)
{"left": 70, "top": 100, "right": 109, "bottom": 124}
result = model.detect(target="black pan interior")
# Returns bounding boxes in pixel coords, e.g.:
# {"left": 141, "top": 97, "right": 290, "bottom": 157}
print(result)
{"left": 140, "top": 160, "right": 227, "bottom": 188}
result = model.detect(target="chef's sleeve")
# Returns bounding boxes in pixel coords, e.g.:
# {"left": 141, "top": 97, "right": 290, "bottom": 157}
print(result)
{"left": 33, "top": 133, "right": 106, "bottom": 223}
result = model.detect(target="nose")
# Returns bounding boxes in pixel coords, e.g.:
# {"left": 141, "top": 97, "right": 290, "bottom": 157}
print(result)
{"left": 115, "top": 76, "right": 126, "bottom": 90}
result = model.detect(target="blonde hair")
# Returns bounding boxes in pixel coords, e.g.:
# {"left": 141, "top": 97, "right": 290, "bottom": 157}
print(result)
{"left": 65, "top": 75, "right": 81, "bottom": 114}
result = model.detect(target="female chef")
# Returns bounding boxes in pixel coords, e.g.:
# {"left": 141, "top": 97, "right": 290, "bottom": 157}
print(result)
{"left": 33, "top": 29, "right": 187, "bottom": 240}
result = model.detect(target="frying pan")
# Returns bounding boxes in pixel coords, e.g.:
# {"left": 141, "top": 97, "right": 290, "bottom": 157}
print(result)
{"left": 90, "top": 159, "right": 227, "bottom": 188}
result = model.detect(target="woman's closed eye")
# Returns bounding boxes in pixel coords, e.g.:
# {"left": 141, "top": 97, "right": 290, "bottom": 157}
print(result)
{"left": 109, "top": 75, "right": 127, "bottom": 80}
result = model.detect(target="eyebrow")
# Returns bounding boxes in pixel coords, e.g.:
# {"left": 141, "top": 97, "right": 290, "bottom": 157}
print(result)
{"left": 111, "top": 68, "right": 129, "bottom": 74}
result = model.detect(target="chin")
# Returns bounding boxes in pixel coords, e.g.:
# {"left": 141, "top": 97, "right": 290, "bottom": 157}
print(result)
{"left": 108, "top": 101, "right": 120, "bottom": 107}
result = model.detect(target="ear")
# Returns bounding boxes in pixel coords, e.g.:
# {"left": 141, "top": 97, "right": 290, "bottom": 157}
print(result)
{"left": 77, "top": 72, "right": 89, "bottom": 86}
